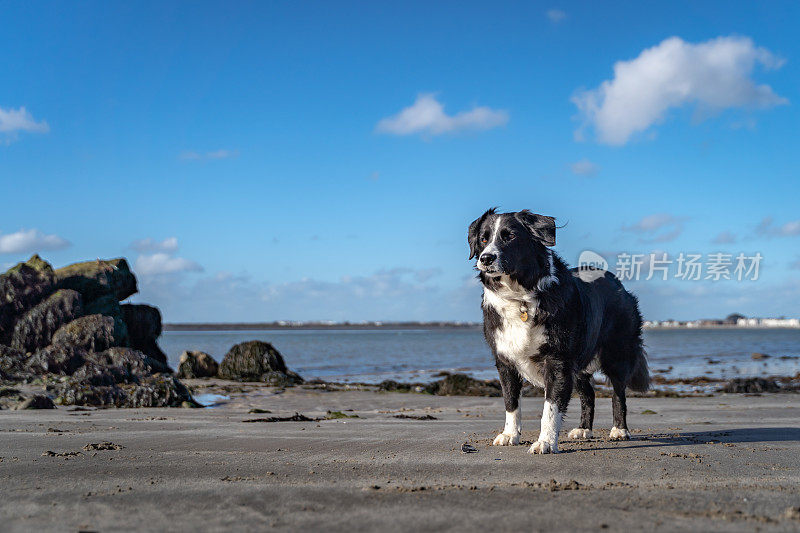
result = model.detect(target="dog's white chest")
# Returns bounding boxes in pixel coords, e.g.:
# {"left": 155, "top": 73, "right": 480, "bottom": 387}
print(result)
{"left": 483, "top": 285, "right": 547, "bottom": 387}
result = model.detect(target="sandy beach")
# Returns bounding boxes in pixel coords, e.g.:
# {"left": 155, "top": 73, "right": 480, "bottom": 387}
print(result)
{"left": 2, "top": 384, "right": 800, "bottom": 532}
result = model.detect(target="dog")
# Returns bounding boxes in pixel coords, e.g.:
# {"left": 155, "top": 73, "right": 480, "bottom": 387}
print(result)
{"left": 468, "top": 208, "right": 649, "bottom": 454}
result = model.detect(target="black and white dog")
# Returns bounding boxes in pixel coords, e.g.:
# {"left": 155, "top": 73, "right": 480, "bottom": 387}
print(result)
{"left": 468, "top": 208, "right": 649, "bottom": 454}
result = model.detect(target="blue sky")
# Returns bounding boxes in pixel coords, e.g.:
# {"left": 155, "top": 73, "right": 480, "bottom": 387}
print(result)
{"left": 1, "top": 1, "right": 799, "bottom": 322}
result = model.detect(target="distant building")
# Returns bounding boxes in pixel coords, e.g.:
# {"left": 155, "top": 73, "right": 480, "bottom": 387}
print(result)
{"left": 736, "top": 317, "right": 800, "bottom": 328}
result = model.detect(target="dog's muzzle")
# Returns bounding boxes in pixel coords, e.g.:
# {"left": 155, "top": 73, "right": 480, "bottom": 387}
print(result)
{"left": 478, "top": 253, "right": 501, "bottom": 274}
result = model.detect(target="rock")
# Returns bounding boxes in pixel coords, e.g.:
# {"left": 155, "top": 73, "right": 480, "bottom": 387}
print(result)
{"left": 751, "top": 352, "right": 771, "bottom": 360}
{"left": 0, "top": 255, "right": 56, "bottom": 345}
{"left": 54, "top": 373, "right": 194, "bottom": 408}
{"left": 51, "top": 314, "right": 127, "bottom": 352}
{"left": 218, "top": 341, "right": 303, "bottom": 384}
{"left": 55, "top": 258, "right": 137, "bottom": 302}
{"left": 177, "top": 351, "right": 219, "bottom": 378}
{"left": 718, "top": 377, "right": 781, "bottom": 393}
{"left": 785, "top": 506, "right": 800, "bottom": 520}
{"left": 15, "top": 394, "right": 56, "bottom": 410}
{"left": 429, "top": 373, "right": 502, "bottom": 396}
{"left": 121, "top": 304, "right": 167, "bottom": 364}
{"left": 27, "top": 345, "right": 87, "bottom": 375}
{"left": 10, "top": 289, "right": 83, "bottom": 353}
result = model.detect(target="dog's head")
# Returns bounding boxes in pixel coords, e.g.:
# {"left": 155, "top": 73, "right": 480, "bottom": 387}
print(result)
{"left": 468, "top": 208, "right": 556, "bottom": 281}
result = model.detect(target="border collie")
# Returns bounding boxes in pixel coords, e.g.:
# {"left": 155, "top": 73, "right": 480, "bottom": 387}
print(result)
{"left": 468, "top": 208, "right": 649, "bottom": 454}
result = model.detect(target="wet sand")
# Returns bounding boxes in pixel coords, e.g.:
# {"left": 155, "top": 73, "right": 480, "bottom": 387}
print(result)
{"left": 2, "top": 386, "right": 800, "bottom": 531}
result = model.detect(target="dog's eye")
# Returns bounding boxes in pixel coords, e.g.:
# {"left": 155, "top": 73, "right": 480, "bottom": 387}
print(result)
{"left": 481, "top": 238, "right": 488, "bottom": 243}
{"left": 500, "top": 230, "right": 514, "bottom": 241}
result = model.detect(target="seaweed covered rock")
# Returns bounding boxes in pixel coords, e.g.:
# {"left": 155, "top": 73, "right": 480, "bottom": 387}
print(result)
{"left": 719, "top": 377, "right": 781, "bottom": 393}
{"left": 0, "top": 255, "right": 56, "bottom": 345}
{"left": 27, "top": 345, "right": 87, "bottom": 375}
{"left": 10, "top": 289, "right": 83, "bottom": 353}
{"left": 0, "top": 254, "right": 196, "bottom": 408}
{"left": 55, "top": 258, "right": 137, "bottom": 302}
{"left": 51, "top": 314, "right": 128, "bottom": 352}
{"left": 121, "top": 304, "right": 167, "bottom": 364}
{"left": 0, "top": 345, "right": 28, "bottom": 381}
{"left": 177, "top": 350, "right": 218, "bottom": 378}
{"left": 218, "top": 341, "right": 303, "bottom": 384}
{"left": 54, "top": 373, "right": 193, "bottom": 408}
{"left": 88, "top": 347, "right": 171, "bottom": 376}
{"left": 429, "top": 373, "right": 502, "bottom": 396}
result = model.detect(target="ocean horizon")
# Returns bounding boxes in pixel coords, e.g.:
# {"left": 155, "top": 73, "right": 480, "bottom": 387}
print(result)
{"left": 159, "top": 327, "right": 800, "bottom": 384}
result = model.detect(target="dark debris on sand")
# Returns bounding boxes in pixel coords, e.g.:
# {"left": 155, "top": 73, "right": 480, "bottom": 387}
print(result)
{"left": 242, "top": 412, "right": 318, "bottom": 423}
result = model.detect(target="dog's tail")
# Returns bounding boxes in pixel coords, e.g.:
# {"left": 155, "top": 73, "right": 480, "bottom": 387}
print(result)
{"left": 628, "top": 347, "right": 650, "bottom": 392}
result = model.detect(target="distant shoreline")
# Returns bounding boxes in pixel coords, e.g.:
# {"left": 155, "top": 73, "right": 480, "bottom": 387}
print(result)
{"left": 163, "top": 322, "right": 482, "bottom": 331}
{"left": 163, "top": 322, "right": 800, "bottom": 332}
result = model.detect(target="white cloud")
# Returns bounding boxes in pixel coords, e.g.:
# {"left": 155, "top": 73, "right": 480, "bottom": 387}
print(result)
{"left": 134, "top": 253, "right": 203, "bottom": 276}
{"left": 756, "top": 217, "right": 800, "bottom": 237}
{"left": 546, "top": 9, "right": 566, "bottom": 23}
{"left": 179, "top": 149, "right": 239, "bottom": 161}
{"left": 573, "top": 36, "right": 788, "bottom": 145}
{"left": 376, "top": 94, "right": 508, "bottom": 136}
{"left": 0, "top": 229, "right": 69, "bottom": 254}
{"left": 570, "top": 158, "right": 599, "bottom": 176}
{"left": 130, "top": 237, "right": 179, "bottom": 253}
{"left": 622, "top": 213, "right": 686, "bottom": 243}
{"left": 0, "top": 106, "right": 49, "bottom": 141}
{"left": 135, "top": 267, "right": 475, "bottom": 322}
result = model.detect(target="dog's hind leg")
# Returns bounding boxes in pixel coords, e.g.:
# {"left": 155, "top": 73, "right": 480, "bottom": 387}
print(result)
{"left": 609, "top": 379, "right": 631, "bottom": 440}
{"left": 492, "top": 360, "right": 523, "bottom": 446}
{"left": 568, "top": 373, "right": 594, "bottom": 439}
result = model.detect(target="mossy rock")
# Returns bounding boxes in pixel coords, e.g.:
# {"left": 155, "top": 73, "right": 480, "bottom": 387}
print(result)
{"left": 10, "top": 289, "right": 83, "bottom": 353}
{"left": 51, "top": 314, "right": 128, "bottom": 352}
{"left": 218, "top": 341, "right": 303, "bottom": 384}
{"left": 0, "top": 255, "right": 56, "bottom": 345}
{"left": 55, "top": 258, "right": 137, "bottom": 302}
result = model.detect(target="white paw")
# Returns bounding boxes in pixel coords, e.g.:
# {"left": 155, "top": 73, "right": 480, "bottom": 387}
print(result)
{"left": 568, "top": 428, "right": 593, "bottom": 440}
{"left": 609, "top": 427, "right": 631, "bottom": 441}
{"left": 492, "top": 432, "right": 520, "bottom": 446}
{"left": 528, "top": 440, "right": 559, "bottom": 454}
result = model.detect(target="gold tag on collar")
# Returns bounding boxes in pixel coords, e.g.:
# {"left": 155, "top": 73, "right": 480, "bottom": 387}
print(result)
{"left": 520, "top": 311, "right": 529, "bottom": 322}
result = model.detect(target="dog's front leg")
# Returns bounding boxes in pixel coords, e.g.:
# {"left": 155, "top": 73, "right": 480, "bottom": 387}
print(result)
{"left": 492, "top": 360, "right": 522, "bottom": 446}
{"left": 529, "top": 360, "right": 572, "bottom": 454}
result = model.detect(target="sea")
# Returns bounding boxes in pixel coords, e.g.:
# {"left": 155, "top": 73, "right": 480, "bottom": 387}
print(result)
{"left": 159, "top": 327, "right": 800, "bottom": 384}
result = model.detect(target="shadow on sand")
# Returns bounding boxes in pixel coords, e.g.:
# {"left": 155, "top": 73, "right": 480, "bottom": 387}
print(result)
{"left": 564, "top": 427, "right": 800, "bottom": 453}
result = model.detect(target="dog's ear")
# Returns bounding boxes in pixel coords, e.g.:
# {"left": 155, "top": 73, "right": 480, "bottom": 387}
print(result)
{"left": 516, "top": 210, "right": 556, "bottom": 247}
{"left": 468, "top": 208, "right": 496, "bottom": 259}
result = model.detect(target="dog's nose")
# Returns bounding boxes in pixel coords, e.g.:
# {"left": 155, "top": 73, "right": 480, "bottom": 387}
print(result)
{"left": 480, "top": 253, "right": 497, "bottom": 266}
